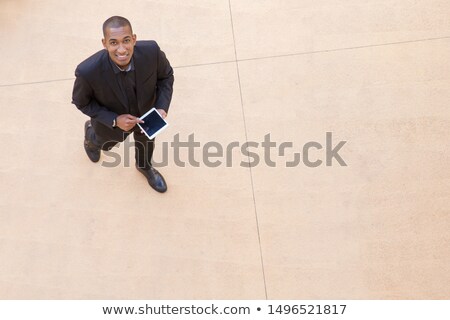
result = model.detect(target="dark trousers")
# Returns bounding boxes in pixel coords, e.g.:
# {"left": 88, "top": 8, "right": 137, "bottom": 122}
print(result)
{"left": 86, "top": 125, "right": 155, "bottom": 169}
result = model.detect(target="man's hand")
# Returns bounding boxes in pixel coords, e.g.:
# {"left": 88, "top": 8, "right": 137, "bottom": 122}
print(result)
{"left": 156, "top": 109, "right": 167, "bottom": 119}
{"left": 116, "top": 114, "right": 144, "bottom": 131}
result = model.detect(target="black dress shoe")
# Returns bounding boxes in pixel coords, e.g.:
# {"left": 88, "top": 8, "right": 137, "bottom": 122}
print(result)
{"left": 84, "top": 120, "right": 101, "bottom": 163}
{"left": 136, "top": 164, "right": 167, "bottom": 193}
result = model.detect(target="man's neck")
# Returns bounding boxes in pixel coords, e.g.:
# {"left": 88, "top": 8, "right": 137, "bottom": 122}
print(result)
{"left": 116, "top": 63, "right": 132, "bottom": 72}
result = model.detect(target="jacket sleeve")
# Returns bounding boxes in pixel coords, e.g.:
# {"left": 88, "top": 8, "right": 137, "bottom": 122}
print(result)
{"left": 154, "top": 45, "right": 174, "bottom": 113}
{"left": 72, "top": 68, "right": 118, "bottom": 127}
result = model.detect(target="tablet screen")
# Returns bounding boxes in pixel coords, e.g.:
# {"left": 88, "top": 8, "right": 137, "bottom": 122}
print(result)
{"left": 138, "top": 108, "right": 168, "bottom": 140}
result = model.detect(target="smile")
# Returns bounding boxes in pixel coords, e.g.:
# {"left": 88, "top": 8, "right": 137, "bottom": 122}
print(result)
{"left": 115, "top": 54, "right": 129, "bottom": 61}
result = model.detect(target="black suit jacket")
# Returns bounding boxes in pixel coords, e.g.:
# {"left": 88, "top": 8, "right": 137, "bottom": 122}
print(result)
{"left": 72, "top": 40, "right": 174, "bottom": 139}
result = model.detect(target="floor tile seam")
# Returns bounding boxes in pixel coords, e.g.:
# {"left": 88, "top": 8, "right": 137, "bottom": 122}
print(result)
{"left": 2, "top": 35, "right": 449, "bottom": 88}
{"left": 0, "top": 78, "right": 75, "bottom": 88}
{"left": 228, "top": 0, "right": 268, "bottom": 300}
{"left": 236, "top": 35, "right": 450, "bottom": 62}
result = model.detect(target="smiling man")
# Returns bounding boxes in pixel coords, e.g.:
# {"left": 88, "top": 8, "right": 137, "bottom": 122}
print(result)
{"left": 72, "top": 16, "right": 174, "bottom": 193}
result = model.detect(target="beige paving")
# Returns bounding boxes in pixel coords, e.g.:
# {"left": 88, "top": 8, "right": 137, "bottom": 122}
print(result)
{"left": 231, "top": 0, "right": 450, "bottom": 60}
{"left": 0, "top": 65, "right": 264, "bottom": 299}
{"left": 1, "top": 0, "right": 449, "bottom": 299}
{"left": 0, "top": 0, "right": 234, "bottom": 85}
{"left": 238, "top": 38, "right": 450, "bottom": 299}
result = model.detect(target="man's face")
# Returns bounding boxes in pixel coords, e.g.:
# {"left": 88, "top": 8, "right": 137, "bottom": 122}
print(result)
{"left": 102, "top": 25, "right": 136, "bottom": 69}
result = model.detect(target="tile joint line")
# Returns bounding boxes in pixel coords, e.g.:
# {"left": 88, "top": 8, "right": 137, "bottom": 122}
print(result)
{"left": 228, "top": 0, "right": 269, "bottom": 300}
{"left": 3, "top": 36, "right": 449, "bottom": 87}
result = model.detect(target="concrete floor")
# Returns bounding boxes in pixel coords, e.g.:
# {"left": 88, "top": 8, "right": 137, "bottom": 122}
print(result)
{"left": 0, "top": 0, "right": 449, "bottom": 299}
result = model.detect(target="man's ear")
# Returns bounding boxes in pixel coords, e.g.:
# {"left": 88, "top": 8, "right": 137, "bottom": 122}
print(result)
{"left": 133, "top": 34, "right": 137, "bottom": 45}
{"left": 102, "top": 38, "right": 107, "bottom": 49}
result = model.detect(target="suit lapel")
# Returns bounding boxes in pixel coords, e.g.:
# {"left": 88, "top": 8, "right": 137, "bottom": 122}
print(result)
{"left": 133, "top": 46, "right": 154, "bottom": 111}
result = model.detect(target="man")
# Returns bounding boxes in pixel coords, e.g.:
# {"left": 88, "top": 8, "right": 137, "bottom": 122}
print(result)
{"left": 72, "top": 16, "right": 174, "bottom": 193}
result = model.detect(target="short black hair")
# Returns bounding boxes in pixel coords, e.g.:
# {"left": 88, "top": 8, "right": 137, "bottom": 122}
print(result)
{"left": 102, "top": 16, "right": 133, "bottom": 37}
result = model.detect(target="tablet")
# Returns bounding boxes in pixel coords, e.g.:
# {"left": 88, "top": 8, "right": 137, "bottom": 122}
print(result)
{"left": 137, "top": 108, "right": 169, "bottom": 140}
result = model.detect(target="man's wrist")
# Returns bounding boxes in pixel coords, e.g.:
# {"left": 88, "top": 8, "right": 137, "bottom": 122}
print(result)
{"left": 112, "top": 117, "right": 117, "bottom": 128}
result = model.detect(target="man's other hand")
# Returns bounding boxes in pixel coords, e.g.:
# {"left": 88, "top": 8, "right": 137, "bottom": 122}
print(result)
{"left": 156, "top": 109, "right": 167, "bottom": 119}
{"left": 116, "top": 114, "right": 144, "bottom": 131}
